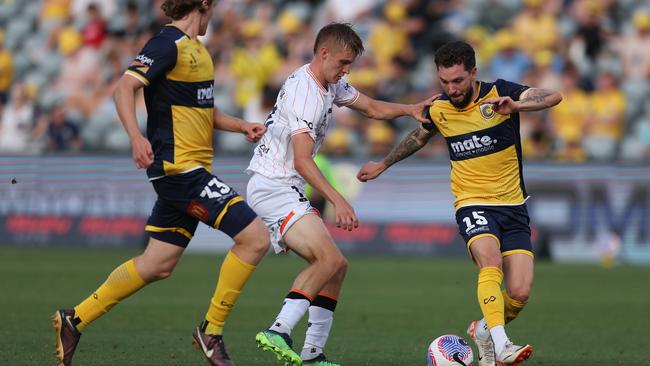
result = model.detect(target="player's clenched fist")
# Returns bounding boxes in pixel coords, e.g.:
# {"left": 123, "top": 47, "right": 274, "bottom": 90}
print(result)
{"left": 243, "top": 122, "right": 267, "bottom": 143}
{"left": 356, "top": 161, "right": 388, "bottom": 182}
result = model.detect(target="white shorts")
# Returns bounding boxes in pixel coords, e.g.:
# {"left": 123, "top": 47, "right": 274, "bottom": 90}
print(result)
{"left": 246, "top": 173, "right": 319, "bottom": 253}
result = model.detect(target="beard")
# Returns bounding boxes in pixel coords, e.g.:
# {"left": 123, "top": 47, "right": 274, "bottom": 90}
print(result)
{"left": 449, "top": 85, "right": 474, "bottom": 109}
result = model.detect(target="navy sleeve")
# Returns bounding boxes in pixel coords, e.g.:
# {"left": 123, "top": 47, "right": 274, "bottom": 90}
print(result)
{"left": 422, "top": 106, "right": 436, "bottom": 131}
{"left": 126, "top": 35, "right": 177, "bottom": 85}
{"left": 494, "top": 79, "right": 529, "bottom": 101}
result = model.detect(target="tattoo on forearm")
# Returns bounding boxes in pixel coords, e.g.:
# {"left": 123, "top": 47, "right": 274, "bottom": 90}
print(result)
{"left": 383, "top": 128, "right": 433, "bottom": 167}
{"left": 520, "top": 89, "right": 553, "bottom": 105}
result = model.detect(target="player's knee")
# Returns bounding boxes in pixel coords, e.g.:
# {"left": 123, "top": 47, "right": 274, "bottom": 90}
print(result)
{"left": 324, "top": 253, "right": 347, "bottom": 279}
{"left": 508, "top": 285, "right": 531, "bottom": 303}
{"left": 331, "top": 256, "right": 348, "bottom": 282}
{"left": 476, "top": 255, "right": 502, "bottom": 269}
{"left": 234, "top": 218, "right": 270, "bottom": 254}
{"left": 147, "top": 264, "right": 174, "bottom": 281}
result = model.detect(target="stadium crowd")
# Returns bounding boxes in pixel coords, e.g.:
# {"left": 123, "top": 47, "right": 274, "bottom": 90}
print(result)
{"left": 0, "top": 0, "right": 648, "bottom": 161}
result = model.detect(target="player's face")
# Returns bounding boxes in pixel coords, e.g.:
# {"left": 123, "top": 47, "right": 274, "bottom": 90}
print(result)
{"left": 438, "top": 64, "right": 477, "bottom": 109}
{"left": 323, "top": 46, "right": 357, "bottom": 84}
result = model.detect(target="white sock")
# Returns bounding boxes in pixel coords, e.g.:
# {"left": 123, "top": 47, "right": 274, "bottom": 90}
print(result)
{"left": 301, "top": 305, "right": 334, "bottom": 360}
{"left": 269, "top": 298, "right": 310, "bottom": 336}
{"left": 489, "top": 325, "right": 510, "bottom": 355}
{"left": 476, "top": 318, "right": 490, "bottom": 341}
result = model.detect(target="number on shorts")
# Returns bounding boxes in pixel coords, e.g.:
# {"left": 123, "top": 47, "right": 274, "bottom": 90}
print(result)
{"left": 462, "top": 211, "right": 488, "bottom": 233}
{"left": 200, "top": 177, "right": 231, "bottom": 199}
{"left": 290, "top": 186, "right": 308, "bottom": 202}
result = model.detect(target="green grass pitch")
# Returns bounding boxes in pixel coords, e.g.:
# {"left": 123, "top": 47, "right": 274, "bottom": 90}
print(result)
{"left": 2, "top": 247, "right": 649, "bottom": 365}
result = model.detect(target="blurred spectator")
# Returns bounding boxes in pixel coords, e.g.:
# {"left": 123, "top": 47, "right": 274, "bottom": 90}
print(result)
{"left": 0, "top": 84, "right": 38, "bottom": 153}
{"left": 40, "top": 0, "right": 71, "bottom": 27}
{"left": 615, "top": 10, "right": 650, "bottom": 81}
{"left": 520, "top": 112, "right": 553, "bottom": 160}
{"left": 549, "top": 64, "right": 589, "bottom": 161}
{"left": 229, "top": 20, "right": 282, "bottom": 111}
{"left": 365, "top": 121, "right": 396, "bottom": 158}
{"left": 0, "top": 29, "right": 13, "bottom": 105}
{"left": 71, "top": 0, "right": 115, "bottom": 21}
{"left": 41, "top": 103, "right": 82, "bottom": 152}
{"left": 488, "top": 29, "right": 532, "bottom": 82}
{"left": 583, "top": 71, "right": 626, "bottom": 160}
{"left": 81, "top": 2, "right": 106, "bottom": 49}
{"left": 368, "top": 1, "right": 413, "bottom": 74}
{"left": 0, "top": 0, "right": 648, "bottom": 163}
{"left": 322, "top": 127, "right": 353, "bottom": 158}
{"left": 511, "top": 0, "right": 559, "bottom": 56}
{"left": 122, "top": 1, "right": 148, "bottom": 40}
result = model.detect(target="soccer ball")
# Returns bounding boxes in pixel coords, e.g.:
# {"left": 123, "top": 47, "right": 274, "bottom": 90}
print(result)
{"left": 426, "top": 334, "right": 474, "bottom": 366}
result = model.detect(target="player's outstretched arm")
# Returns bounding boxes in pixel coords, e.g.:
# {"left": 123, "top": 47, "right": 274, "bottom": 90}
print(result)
{"left": 292, "top": 133, "right": 359, "bottom": 231}
{"left": 213, "top": 107, "right": 267, "bottom": 142}
{"left": 484, "top": 88, "right": 562, "bottom": 115}
{"left": 114, "top": 74, "right": 152, "bottom": 169}
{"left": 349, "top": 92, "right": 440, "bottom": 123}
{"left": 357, "top": 124, "right": 437, "bottom": 182}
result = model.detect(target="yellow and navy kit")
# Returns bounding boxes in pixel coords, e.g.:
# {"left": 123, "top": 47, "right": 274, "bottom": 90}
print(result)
{"left": 424, "top": 79, "right": 530, "bottom": 210}
{"left": 126, "top": 26, "right": 257, "bottom": 246}
{"left": 126, "top": 25, "right": 215, "bottom": 180}
{"left": 425, "top": 79, "right": 533, "bottom": 257}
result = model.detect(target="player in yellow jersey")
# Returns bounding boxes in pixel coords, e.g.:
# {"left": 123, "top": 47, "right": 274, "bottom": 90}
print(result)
{"left": 357, "top": 41, "right": 562, "bottom": 366}
{"left": 52, "top": 1, "right": 269, "bottom": 366}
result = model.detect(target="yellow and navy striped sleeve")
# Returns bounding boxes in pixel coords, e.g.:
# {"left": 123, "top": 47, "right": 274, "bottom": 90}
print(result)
{"left": 494, "top": 79, "right": 529, "bottom": 101}
{"left": 126, "top": 35, "right": 177, "bottom": 86}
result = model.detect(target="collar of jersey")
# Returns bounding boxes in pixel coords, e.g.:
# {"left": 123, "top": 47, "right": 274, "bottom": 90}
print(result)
{"left": 306, "top": 64, "right": 328, "bottom": 94}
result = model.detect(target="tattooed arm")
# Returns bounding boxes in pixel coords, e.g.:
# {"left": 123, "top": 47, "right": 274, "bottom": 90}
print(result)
{"left": 517, "top": 88, "right": 563, "bottom": 111}
{"left": 357, "top": 124, "right": 437, "bottom": 182}
{"left": 484, "top": 88, "right": 562, "bottom": 115}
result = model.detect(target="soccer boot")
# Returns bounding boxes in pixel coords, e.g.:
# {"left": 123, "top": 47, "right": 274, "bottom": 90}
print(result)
{"left": 303, "top": 353, "right": 340, "bottom": 365}
{"left": 496, "top": 342, "right": 533, "bottom": 366}
{"left": 467, "top": 320, "right": 496, "bottom": 366}
{"left": 52, "top": 309, "right": 81, "bottom": 366}
{"left": 255, "top": 328, "right": 302, "bottom": 366}
{"left": 192, "top": 321, "right": 235, "bottom": 366}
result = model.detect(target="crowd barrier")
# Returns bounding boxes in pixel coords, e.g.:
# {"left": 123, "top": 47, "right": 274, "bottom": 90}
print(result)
{"left": 1, "top": 156, "right": 649, "bottom": 263}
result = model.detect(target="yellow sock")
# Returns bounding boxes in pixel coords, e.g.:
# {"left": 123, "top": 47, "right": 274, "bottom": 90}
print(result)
{"left": 477, "top": 267, "right": 505, "bottom": 329}
{"left": 204, "top": 250, "right": 256, "bottom": 335}
{"left": 503, "top": 290, "right": 526, "bottom": 324}
{"left": 74, "top": 259, "right": 146, "bottom": 331}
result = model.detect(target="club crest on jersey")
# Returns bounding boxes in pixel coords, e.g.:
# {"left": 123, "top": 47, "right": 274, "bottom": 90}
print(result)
{"left": 479, "top": 104, "right": 496, "bottom": 119}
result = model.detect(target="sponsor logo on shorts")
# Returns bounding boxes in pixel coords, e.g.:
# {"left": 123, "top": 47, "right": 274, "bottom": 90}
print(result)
{"left": 188, "top": 200, "right": 209, "bottom": 221}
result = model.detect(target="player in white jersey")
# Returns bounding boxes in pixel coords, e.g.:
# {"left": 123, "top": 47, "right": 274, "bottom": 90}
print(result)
{"left": 248, "top": 23, "right": 436, "bottom": 366}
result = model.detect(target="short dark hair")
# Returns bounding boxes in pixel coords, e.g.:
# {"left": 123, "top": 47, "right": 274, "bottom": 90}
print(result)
{"left": 313, "top": 22, "right": 364, "bottom": 56}
{"left": 434, "top": 41, "right": 476, "bottom": 72}
{"left": 161, "top": 0, "right": 213, "bottom": 20}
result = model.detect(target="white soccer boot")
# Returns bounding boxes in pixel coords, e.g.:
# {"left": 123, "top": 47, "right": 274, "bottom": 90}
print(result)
{"left": 467, "top": 320, "right": 496, "bottom": 366}
{"left": 496, "top": 342, "right": 533, "bottom": 366}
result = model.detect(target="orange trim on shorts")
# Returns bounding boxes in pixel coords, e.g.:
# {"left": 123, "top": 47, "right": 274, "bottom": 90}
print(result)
{"left": 290, "top": 288, "right": 314, "bottom": 302}
{"left": 317, "top": 292, "right": 338, "bottom": 301}
{"left": 279, "top": 211, "right": 295, "bottom": 235}
{"left": 502, "top": 249, "right": 534, "bottom": 258}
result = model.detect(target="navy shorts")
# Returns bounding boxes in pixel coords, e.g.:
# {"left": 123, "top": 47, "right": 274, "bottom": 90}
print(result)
{"left": 146, "top": 168, "right": 257, "bottom": 247}
{"left": 455, "top": 204, "right": 533, "bottom": 258}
